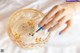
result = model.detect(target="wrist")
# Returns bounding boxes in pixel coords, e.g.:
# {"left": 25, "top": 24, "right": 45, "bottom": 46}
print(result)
{"left": 71, "top": 2, "right": 80, "bottom": 14}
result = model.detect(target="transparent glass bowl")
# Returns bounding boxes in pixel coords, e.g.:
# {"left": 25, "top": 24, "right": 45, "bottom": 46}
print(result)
{"left": 8, "top": 9, "right": 51, "bottom": 49}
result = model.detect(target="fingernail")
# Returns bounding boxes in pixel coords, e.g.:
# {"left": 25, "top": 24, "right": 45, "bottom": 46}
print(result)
{"left": 38, "top": 25, "right": 44, "bottom": 30}
{"left": 36, "top": 27, "right": 44, "bottom": 32}
{"left": 41, "top": 27, "right": 44, "bottom": 30}
{"left": 48, "top": 30, "right": 50, "bottom": 32}
{"left": 59, "top": 32, "right": 61, "bottom": 35}
{"left": 38, "top": 25, "right": 41, "bottom": 28}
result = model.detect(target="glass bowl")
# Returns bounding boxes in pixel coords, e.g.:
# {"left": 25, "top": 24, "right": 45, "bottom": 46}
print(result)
{"left": 8, "top": 9, "right": 51, "bottom": 49}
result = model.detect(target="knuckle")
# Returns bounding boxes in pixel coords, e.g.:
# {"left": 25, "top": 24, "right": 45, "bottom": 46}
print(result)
{"left": 43, "top": 24, "right": 49, "bottom": 29}
{"left": 57, "top": 22, "right": 62, "bottom": 26}
{"left": 56, "top": 5, "right": 60, "bottom": 8}
{"left": 55, "top": 5, "right": 60, "bottom": 9}
{"left": 63, "top": 8, "right": 66, "bottom": 11}
{"left": 61, "top": 8, "right": 65, "bottom": 13}
{"left": 49, "top": 27, "right": 53, "bottom": 31}
{"left": 63, "top": 8, "right": 68, "bottom": 14}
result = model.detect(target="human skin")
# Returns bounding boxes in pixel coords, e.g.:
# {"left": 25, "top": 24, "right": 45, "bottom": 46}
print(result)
{"left": 39, "top": 2, "right": 80, "bottom": 35}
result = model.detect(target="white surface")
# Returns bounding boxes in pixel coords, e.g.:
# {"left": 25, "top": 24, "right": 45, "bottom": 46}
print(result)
{"left": 0, "top": 0, "right": 80, "bottom": 53}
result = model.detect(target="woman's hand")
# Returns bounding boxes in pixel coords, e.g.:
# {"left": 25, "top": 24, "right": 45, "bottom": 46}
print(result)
{"left": 39, "top": 2, "right": 78, "bottom": 35}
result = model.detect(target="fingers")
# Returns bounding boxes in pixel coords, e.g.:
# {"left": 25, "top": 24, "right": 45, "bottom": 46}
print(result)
{"left": 48, "top": 16, "right": 70, "bottom": 32}
{"left": 51, "top": 9, "right": 65, "bottom": 23}
{"left": 43, "top": 9, "right": 65, "bottom": 30}
{"left": 39, "top": 5, "right": 60, "bottom": 27}
{"left": 59, "top": 20, "right": 71, "bottom": 34}
{"left": 38, "top": 5, "right": 72, "bottom": 35}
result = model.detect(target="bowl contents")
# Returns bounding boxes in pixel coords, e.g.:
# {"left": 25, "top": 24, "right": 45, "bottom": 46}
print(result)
{"left": 8, "top": 9, "right": 50, "bottom": 49}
